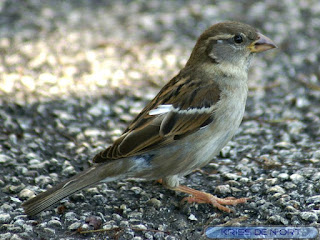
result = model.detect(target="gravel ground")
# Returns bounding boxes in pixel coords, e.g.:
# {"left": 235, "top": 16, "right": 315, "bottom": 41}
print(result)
{"left": 1, "top": 0, "right": 320, "bottom": 239}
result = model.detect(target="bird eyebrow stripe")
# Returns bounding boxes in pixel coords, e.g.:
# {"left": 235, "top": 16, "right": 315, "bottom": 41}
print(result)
{"left": 208, "top": 34, "right": 234, "bottom": 40}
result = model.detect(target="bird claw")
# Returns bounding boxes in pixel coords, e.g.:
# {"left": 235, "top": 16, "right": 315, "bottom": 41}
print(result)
{"left": 180, "top": 190, "right": 249, "bottom": 213}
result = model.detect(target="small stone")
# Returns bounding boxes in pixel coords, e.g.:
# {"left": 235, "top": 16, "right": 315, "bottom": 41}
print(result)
{"left": 312, "top": 150, "right": 320, "bottom": 160}
{"left": 84, "top": 128, "right": 103, "bottom": 137}
{"left": 13, "top": 219, "right": 25, "bottom": 227}
{"left": 1, "top": 203, "right": 13, "bottom": 211}
{"left": 1, "top": 233, "right": 11, "bottom": 240}
{"left": 290, "top": 174, "right": 304, "bottom": 183}
{"left": 120, "top": 204, "right": 127, "bottom": 210}
{"left": 220, "top": 146, "right": 231, "bottom": 157}
{"left": 62, "top": 165, "right": 76, "bottom": 176}
{"left": 19, "top": 189, "right": 35, "bottom": 199}
{"left": 306, "top": 195, "right": 320, "bottom": 204}
{"left": 10, "top": 234, "right": 23, "bottom": 240}
{"left": 279, "top": 150, "right": 291, "bottom": 157}
{"left": 112, "top": 213, "right": 122, "bottom": 221}
{"left": 226, "top": 180, "right": 241, "bottom": 187}
{"left": 311, "top": 172, "right": 320, "bottom": 181}
{"left": 285, "top": 206, "right": 299, "bottom": 212}
{"left": 250, "top": 184, "right": 261, "bottom": 193}
{"left": 267, "top": 186, "right": 285, "bottom": 194}
{"left": 133, "top": 237, "right": 143, "bottom": 240}
{"left": 268, "top": 215, "right": 289, "bottom": 225}
{"left": 275, "top": 142, "right": 293, "bottom": 149}
{"left": 64, "top": 212, "right": 77, "bottom": 221}
{"left": 300, "top": 212, "right": 318, "bottom": 222}
{"left": 3, "top": 184, "right": 25, "bottom": 194}
{"left": 144, "top": 232, "right": 154, "bottom": 239}
{"left": 128, "top": 212, "right": 142, "bottom": 219}
{"left": 154, "top": 231, "right": 165, "bottom": 239}
{"left": 165, "top": 235, "right": 178, "bottom": 240}
{"left": 0, "top": 213, "right": 11, "bottom": 224}
{"left": 103, "top": 220, "right": 118, "bottom": 230}
{"left": 120, "top": 220, "right": 129, "bottom": 228}
{"left": 68, "top": 222, "right": 81, "bottom": 230}
{"left": 44, "top": 227, "right": 55, "bottom": 236}
{"left": 132, "top": 224, "right": 147, "bottom": 230}
{"left": 214, "top": 185, "right": 231, "bottom": 195}
{"left": 130, "top": 186, "right": 142, "bottom": 194}
{"left": 287, "top": 121, "right": 306, "bottom": 134}
{"left": 223, "top": 173, "right": 239, "bottom": 180}
{"left": 48, "top": 219, "right": 62, "bottom": 228}
{"left": 147, "top": 198, "right": 161, "bottom": 208}
{"left": 266, "top": 178, "right": 278, "bottom": 185}
{"left": 239, "top": 177, "right": 250, "bottom": 183}
{"left": 80, "top": 223, "right": 90, "bottom": 231}
{"left": 0, "top": 154, "right": 11, "bottom": 163}
{"left": 88, "top": 101, "right": 110, "bottom": 117}
{"left": 261, "top": 145, "right": 273, "bottom": 154}
{"left": 188, "top": 214, "right": 197, "bottom": 221}
{"left": 28, "top": 159, "right": 47, "bottom": 169}
{"left": 284, "top": 182, "right": 297, "bottom": 189}
{"left": 278, "top": 173, "right": 289, "bottom": 180}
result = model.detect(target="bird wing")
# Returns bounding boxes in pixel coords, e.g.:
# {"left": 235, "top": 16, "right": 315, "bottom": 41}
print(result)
{"left": 93, "top": 74, "right": 221, "bottom": 163}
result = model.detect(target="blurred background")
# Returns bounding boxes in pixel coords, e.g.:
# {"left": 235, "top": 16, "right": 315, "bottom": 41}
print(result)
{"left": 0, "top": 0, "right": 319, "bottom": 239}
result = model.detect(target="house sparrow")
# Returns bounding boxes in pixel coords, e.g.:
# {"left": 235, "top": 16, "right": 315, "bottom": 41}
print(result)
{"left": 22, "top": 21, "right": 276, "bottom": 216}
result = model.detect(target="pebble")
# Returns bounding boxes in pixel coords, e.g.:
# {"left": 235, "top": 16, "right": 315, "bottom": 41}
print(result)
{"left": 284, "top": 182, "right": 297, "bottom": 190}
{"left": 130, "top": 186, "right": 143, "bottom": 194}
{"left": 312, "top": 150, "right": 320, "bottom": 160}
{"left": 306, "top": 195, "right": 320, "bottom": 204}
{"left": 277, "top": 173, "right": 289, "bottom": 180}
{"left": 48, "top": 219, "right": 62, "bottom": 228}
{"left": 147, "top": 198, "right": 162, "bottom": 208}
{"left": 267, "top": 186, "right": 285, "bottom": 194}
{"left": 154, "top": 231, "right": 165, "bottom": 240}
{"left": 112, "top": 213, "right": 122, "bottom": 221}
{"left": 68, "top": 222, "right": 81, "bottom": 230}
{"left": 311, "top": 172, "right": 320, "bottom": 181}
{"left": 188, "top": 214, "right": 197, "bottom": 221}
{"left": 44, "top": 227, "right": 55, "bottom": 236}
{"left": 19, "top": 189, "right": 35, "bottom": 199}
{"left": 133, "top": 237, "right": 143, "bottom": 240}
{"left": 214, "top": 185, "right": 231, "bottom": 195}
{"left": 0, "top": 213, "right": 11, "bottom": 224}
{"left": 223, "top": 173, "right": 239, "bottom": 180}
{"left": 10, "top": 234, "right": 23, "bottom": 240}
{"left": 290, "top": 174, "right": 305, "bottom": 184}
{"left": 0, "top": 154, "right": 11, "bottom": 163}
{"left": 1, "top": 233, "right": 11, "bottom": 240}
{"left": 145, "top": 232, "right": 154, "bottom": 239}
{"left": 267, "top": 215, "right": 289, "bottom": 225}
{"left": 132, "top": 224, "right": 147, "bottom": 230}
{"left": 300, "top": 212, "right": 318, "bottom": 222}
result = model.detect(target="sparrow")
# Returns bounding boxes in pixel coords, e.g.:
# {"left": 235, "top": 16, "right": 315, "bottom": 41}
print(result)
{"left": 22, "top": 21, "right": 276, "bottom": 216}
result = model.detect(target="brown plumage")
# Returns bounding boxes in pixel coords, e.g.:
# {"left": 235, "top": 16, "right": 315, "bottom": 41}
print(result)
{"left": 22, "top": 21, "right": 276, "bottom": 216}
{"left": 94, "top": 74, "right": 221, "bottom": 162}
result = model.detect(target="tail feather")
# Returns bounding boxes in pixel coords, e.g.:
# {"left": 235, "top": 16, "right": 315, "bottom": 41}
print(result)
{"left": 22, "top": 160, "right": 127, "bottom": 216}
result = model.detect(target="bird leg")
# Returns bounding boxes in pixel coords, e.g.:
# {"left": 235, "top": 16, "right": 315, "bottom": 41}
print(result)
{"left": 175, "top": 185, "right": 248, "bottom": 212}
{"left": 157, "top": 179, "right": 248, "bottom": 213}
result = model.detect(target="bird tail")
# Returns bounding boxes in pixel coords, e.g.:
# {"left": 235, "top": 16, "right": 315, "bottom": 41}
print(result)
{"left": 22, "top": 160, "right": 128, "bottom": 216}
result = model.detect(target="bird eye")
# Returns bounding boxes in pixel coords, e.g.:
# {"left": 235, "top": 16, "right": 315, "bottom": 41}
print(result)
{"left": 233, "top": 35, "right": 243, "bottom": 44}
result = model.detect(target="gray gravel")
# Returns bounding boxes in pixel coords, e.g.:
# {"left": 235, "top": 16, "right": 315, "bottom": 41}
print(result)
{"left": 1, "top": 0, "right": 320, "bottom": 239}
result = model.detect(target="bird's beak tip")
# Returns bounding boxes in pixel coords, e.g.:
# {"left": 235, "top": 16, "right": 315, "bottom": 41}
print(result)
{"left": 249, "top": 32, "right": 277, "bottom": 53}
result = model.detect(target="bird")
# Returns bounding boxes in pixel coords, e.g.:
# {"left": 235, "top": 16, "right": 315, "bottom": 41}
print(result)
{"left": 22, "top": 21, "right": 276, "bottom": 216}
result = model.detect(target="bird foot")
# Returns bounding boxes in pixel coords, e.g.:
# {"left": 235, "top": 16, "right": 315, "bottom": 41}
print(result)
{"left": 176, "top": 185, "right": 248, "bottom": 213}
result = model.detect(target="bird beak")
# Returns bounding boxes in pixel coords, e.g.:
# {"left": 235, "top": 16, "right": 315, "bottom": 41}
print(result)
{"left": 249, "top": 33, "right": 277, "bottom": 53}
